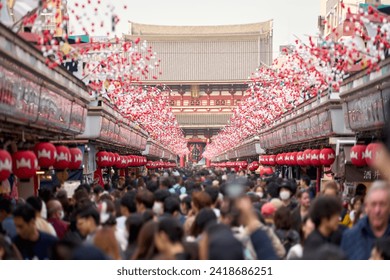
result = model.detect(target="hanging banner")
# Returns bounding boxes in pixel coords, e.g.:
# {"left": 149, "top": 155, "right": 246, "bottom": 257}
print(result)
{"left": 188, "top": 143, "right": 205, "bottom": 163}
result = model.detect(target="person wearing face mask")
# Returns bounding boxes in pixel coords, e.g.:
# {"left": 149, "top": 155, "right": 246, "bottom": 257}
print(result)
{"left": 47, "top": 199, "right": 69, "bottom": 239}
{"left": 278, "top": 180, "right": 298, "bottom": 211}
{"left": 254, "top": 186, "right": 266, "bottom": 200}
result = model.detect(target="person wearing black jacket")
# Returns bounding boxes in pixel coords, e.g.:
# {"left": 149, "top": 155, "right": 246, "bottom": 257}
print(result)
{"left": 303, "top": 196, "right": 342, "bottom": 259}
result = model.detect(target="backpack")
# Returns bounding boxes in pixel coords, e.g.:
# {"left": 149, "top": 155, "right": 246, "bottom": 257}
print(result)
{"left": 276, "top": 229, "right": 300, "bottom": 254}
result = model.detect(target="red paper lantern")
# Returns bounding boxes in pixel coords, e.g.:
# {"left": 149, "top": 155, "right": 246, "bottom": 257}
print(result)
{"left": 107, "top": 152, "right": 115, "bottom": 167}
{"left": 12, "top": 151, "right": 38, "bottom": 179}
{"left": 120, "top": 156, "right": 128, "bottom": 169}
{"left": 259, "top": 155, "right": 266, "bottom": 165}
{"left": 34, "top": 142, "right": 56, "bottom": 168}
{"left": 365, "top": 143, "right": 381, "bottom": 167}
{"left": 54, "top": 146, "right": 71, "bottom": 170}
{"left": 96, "top": 151, "right": 110, "bottom": 167}
{"left": 0, "top": 150, "right": 12, "bottom": 181}
{"left": 260, "top": 167, "right": 273, "bottom": 176}
{"left": 284, "top": 153, "right": 291, "bottom": 165}
{"left": 276, "top": 154, "right": 283, "bottom": 165}
{"left": 146, "top": 161, "right": 154, "bottom": 169}
{"left": 310, "top": 149, "right": 321, "bottom": 166}
{"left": 296, "top": 152, "right": 304, "bottom": 166}
{"left": 268, "top": 155, "right": 276, "bottom": 166}
{"left": 320, "top": 148, "right": 336, "bottom": 166}
{"left": 350, "top": 145, "right": 367, "bottom": 167}
{"left": 113, "top": 153, "right": 121, "bottom": 168}
{"left": 128, "top": 156, "right": 134, "bottom": 167}
{"left": 263, "top": 156, "right": 269, "bottom": 166}
{"left": 289, "top": 152, "right": 298, "bottom": 166}
{"left": 69, "top": 148, "right": 83, "bottom": 170}
{"left": 249, "top": 161, "right": 259, "bottom": 171}
{"left": 303, "top": 149, "right": 312, "bottom": 166}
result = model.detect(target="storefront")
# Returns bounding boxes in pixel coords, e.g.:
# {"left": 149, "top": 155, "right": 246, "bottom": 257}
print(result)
{"left": 338, "top": 57, "right": 390, "bottom": 195}
{"left": 0, "top": 23, "right": 90, "bottom": 198}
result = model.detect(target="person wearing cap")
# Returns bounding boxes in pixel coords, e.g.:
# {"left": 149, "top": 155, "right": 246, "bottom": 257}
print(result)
{"left": 261, "top": 202, "right": 276, "bottom": 228}
{"left": 278, "top": 179, "right": 298, "bottom": 211}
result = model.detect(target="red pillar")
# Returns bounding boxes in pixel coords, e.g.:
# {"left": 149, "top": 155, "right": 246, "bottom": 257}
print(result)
{"left": 206, "top": 158, "right": 211, "bottom": 167}
{"left": 180, "top": 155, "right": 185, "bottom": 168}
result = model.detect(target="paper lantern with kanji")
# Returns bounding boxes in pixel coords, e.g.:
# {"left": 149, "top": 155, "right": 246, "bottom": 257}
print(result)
{"left": 96, "top": 151, "right": 110, "bottom": 167}
{"left": 54, "top": 146, "right": 71, "bottom": 170}
{"left": 0, "top": 150, "right": 12, "bottom": 181}
{"left": 263, "top": 156, "right": 269, "bottom": 166}
{"left": 310, "top": 149, "right": 321, "bottom": 166}
{"left": 126, "top": 156, "right": 133, "bottom": 167}
{"left": 365, "top": 143, "right": 381, "bottom": 167}
{"left": 350, "top": 145, "right": 367, "bottom": 167}
{"left": 303, "top": 149, "right": 312, "bottom": 166}
{"left": 34, "top": 142, "right": 56, "bottom": 168}
{"left": 320, "top": 148, "right": 336, "bottom": 166}
{"left": 259, "top": 155, "right": 266, "bottom": 165}
{"left": 284, "top": 153, "right": 291, "bottom": 165}
{"left": 297, "top": 152, "right": 305, "bottom": 166}
{"left": 113, "top": 153, "right": 121, "bottom": 168}
{"left": 260, "top": 167, "right": 273, "bottom": 177}
{"left": 268, "top": 155, "right": 276, "bottom": 166}
{"left": 69, "top": 148, "right": 83, "bottom": 170}
{"left": 276, "top": 154, "right": 284, "bottom": 165}
{"left": 119, "top": 156, "right": 128, "bottom": 169}
{"left": 12, "top": 151, "right": 38, "bottom": 179}
{"left": 289, "top": 152, "right": 298, "bottom": 166}
{"left": 107, "top": 152, "right": 115, "bottom": 167}
{"left": 249, "top": 161, "right": 259, "bottom": 171}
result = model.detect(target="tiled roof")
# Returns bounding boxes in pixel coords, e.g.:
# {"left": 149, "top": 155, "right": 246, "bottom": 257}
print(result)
{"left": 125, "top": 21, "right": 273, "bottom": 82}
{"left": 129, "top": 21, "right": 273, "bottom": 36}
{"left": 175, "top": 113, "right": 232, "bottom": 127}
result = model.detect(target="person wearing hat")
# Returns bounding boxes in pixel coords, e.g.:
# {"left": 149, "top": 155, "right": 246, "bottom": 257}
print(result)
{"left": 278, "top": 179, "right": 298, "bottom": 211}
{"left": 261, "top": 202, "right": 276, "bottom": 228}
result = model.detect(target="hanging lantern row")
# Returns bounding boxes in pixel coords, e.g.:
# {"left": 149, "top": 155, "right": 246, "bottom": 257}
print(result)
{"left": 145, "top": 161, "right": 177, "bottom": 169}
{"left": 96, "top": 151, "right": 147, "bottom": 168}
{"left": 350, "top": 143, "right": 381, "bottom": 167}
{"left": 260, "top": 148, "right": 336, "bottom": 167}
{"left": 210, "top": 161, "right": 249, "bottom": 169}
{"left": 0, "top": 143, "right": 83, "bottom": 180}
{"left": 248, "top": 161, "right": 260, "bottom": 171}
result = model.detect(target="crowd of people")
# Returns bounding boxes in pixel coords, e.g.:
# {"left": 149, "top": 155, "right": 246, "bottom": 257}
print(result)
{"left": 1, "top": 167, "right": 390, "bottom": 260}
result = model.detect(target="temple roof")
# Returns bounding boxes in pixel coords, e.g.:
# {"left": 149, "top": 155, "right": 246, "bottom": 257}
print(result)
{"left": 128, "top": 20, "right": 273, "bottom": 36}
{"left": 175, "top": 113, "right": 232, "bottom": 128}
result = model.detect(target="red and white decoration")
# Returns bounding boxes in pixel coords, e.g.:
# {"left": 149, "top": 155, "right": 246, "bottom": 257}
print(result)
{"left": 12, "top": 151, "right": 38, "bottom": 179}
{"left": 69, "top": 148, "right": 83, "bottom": 170}
{"left": 303, "top": 149, "right": 312, "bottom": 166}
{"left": 310, "top": 149, "right": 321, "bottom": 166}
{"left": 34, "top": 142, "right": 57, "bottom": 168}
{"left": 268, "top": 155, "right": 276, "bottom": 166}
{"left": 54, "top": 146, "right": 71, "bottom": 170}
{"left": 365, "top": 143, "right": 381, "bottom": 167}
{"left": 320, "top": 148, "right": 336, "bottom": 166}
{"left": 248, "top": 161, "right": 260, "bottom": 171}
{"left": 350, "top": 145, "right": 367, "bottom": 167}
{"left": 0, "top": 150, "right": 12, "bottom": 181}
{"left": 96, "top": 151, "right": 111, "bottom": 168}
{"left": 296, "top": 152, "right": 305, "bottom": 166}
